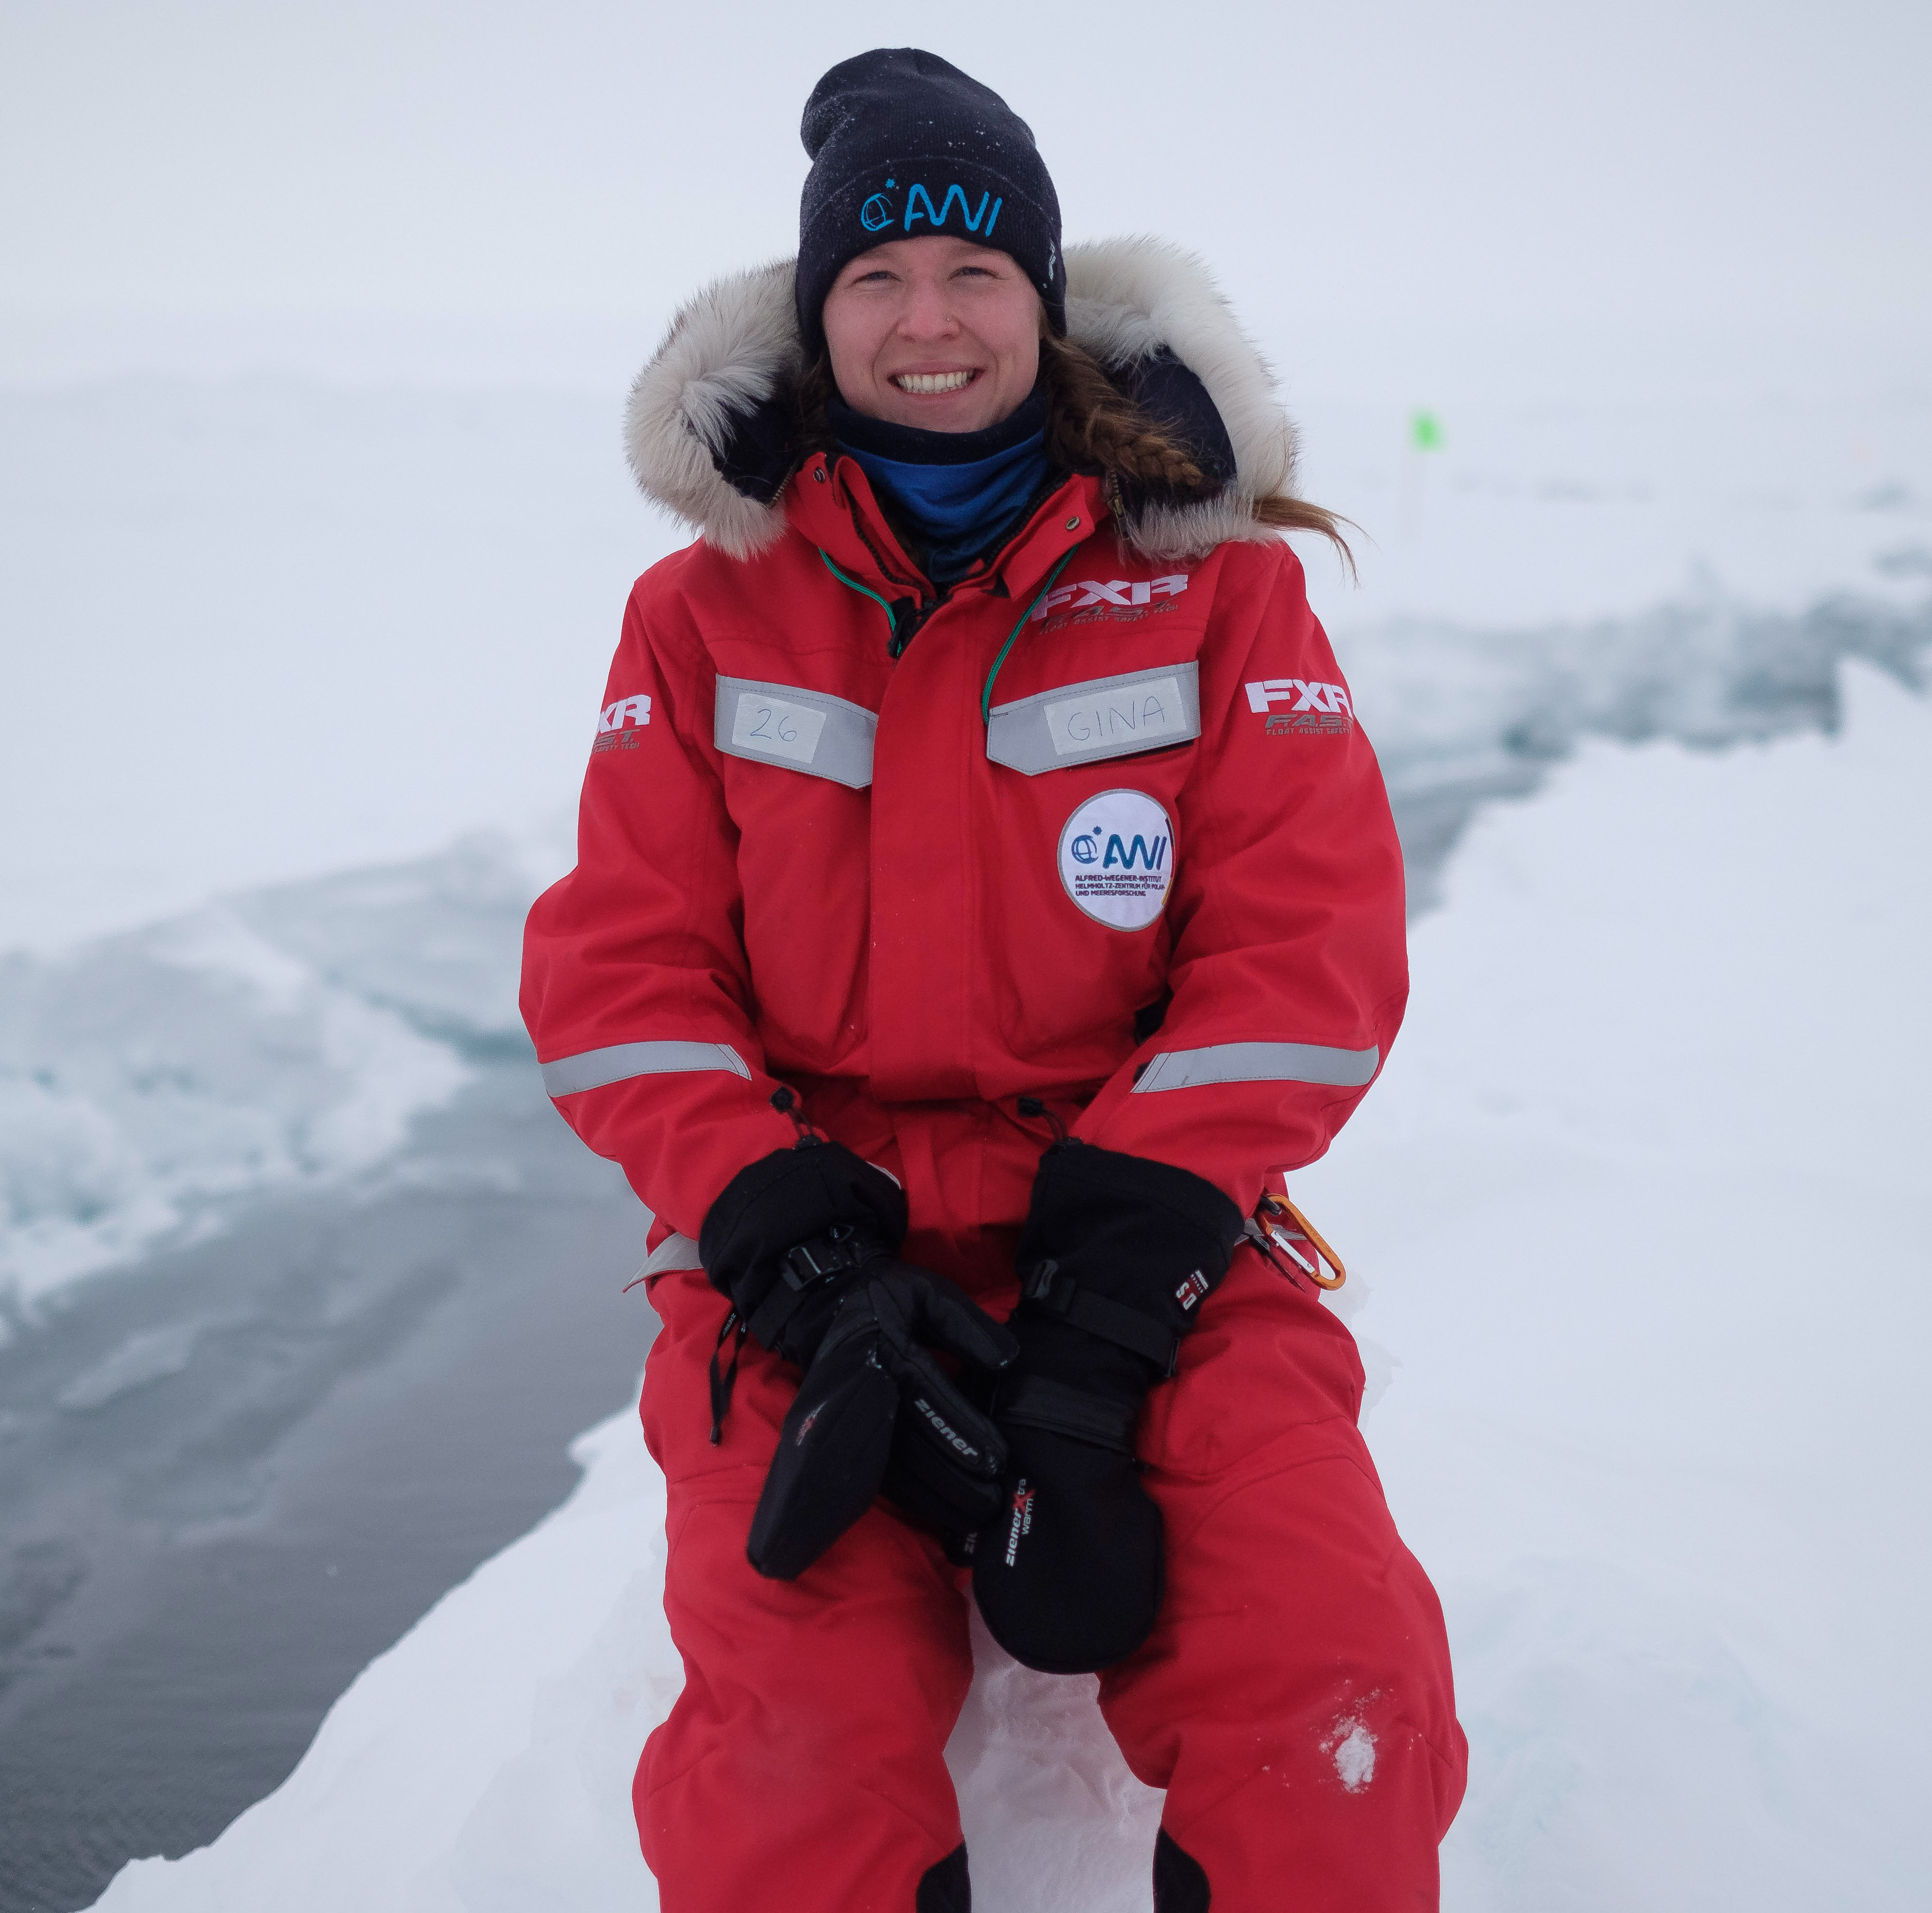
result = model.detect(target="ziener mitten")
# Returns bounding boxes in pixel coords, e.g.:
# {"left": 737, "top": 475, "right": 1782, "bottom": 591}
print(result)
{"left": 700, "top": 1139, "right": 1018, "bottom": 1579}
{"left": 972, "top": 1140, "right": 1243, "bottom": 1672}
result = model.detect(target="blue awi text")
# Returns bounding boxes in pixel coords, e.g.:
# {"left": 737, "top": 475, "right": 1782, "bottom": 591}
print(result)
{"left": 900, "top": 184, "right": 1004, "bottom": 236}
{"left": 1103, "top": 834, "right": 1168, "bottom": 871}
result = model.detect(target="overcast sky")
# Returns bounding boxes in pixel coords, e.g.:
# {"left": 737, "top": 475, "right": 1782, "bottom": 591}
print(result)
{"left": 4, "top": 0, "right": 1928, "bottom": 382}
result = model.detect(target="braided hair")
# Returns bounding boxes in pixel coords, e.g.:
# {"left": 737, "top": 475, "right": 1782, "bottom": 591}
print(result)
{"left": 1036, "top": 330, "right": 1353, "bottom": 568}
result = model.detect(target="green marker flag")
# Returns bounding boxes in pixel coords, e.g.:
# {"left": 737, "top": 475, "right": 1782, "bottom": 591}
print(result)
{"left": 1410, "top": 410, "right": 1444, "bottom": 452}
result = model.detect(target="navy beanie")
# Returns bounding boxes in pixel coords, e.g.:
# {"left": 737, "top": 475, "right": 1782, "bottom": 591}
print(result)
{"left": 796, "top": 48, "right": 1066, "bottom": 355}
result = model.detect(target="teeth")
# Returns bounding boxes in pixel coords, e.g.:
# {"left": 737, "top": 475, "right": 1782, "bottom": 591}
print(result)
{"left": 894, "top": 370, "right": 975, "bottom": 394}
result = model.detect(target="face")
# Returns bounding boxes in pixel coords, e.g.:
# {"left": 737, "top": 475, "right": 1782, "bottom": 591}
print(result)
{"left": 822, "top": 235, "right": 1043, "bottom": 433}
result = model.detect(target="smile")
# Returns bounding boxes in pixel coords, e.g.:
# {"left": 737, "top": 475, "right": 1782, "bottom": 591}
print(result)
{"left": 892, "top": 370, "right": 977, "bottom": 394}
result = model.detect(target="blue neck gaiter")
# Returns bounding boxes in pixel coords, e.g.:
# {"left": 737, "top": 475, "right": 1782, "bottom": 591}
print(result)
{"left": 830, "top": 391, "right": 1050, "bottom": 583}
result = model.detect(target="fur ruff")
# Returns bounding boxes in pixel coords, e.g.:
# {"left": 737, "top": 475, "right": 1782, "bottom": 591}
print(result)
{"left": 623, "top": 238, "right": 1299, "bottom": 562}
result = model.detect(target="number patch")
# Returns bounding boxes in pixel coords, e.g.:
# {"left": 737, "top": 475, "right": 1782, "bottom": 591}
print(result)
{"left": 713, "top": 676, "right": 880, "bottom": 788}
{"left": 730, "top": 692, "right": 827, "bottom": 766}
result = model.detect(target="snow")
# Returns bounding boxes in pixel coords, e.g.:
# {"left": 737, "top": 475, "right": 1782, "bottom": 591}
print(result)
{"left": 0, "top": 836, "right": 550, "bottom": 1317}
{"left": 1330, "top": 1720, "right": 1378, "bottom": 1795}
{"left": 87, "top": 658, "right": 1932, "bottom": 1911}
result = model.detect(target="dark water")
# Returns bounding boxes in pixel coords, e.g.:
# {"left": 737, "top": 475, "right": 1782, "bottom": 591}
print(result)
{"left": 0, "top": 1062, "right": 655, "bottom": 1913}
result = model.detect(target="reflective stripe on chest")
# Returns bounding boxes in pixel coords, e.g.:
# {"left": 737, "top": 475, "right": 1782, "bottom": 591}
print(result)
{"left": 713, "top": 676, "right": 880, "bottom": 788}
{"left": 986, "top": 662, "right": 1202, "bottom": 776}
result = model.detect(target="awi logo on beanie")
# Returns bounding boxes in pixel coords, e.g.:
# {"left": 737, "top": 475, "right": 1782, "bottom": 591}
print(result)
{"left": 859, "top": 178, "right": 1005, "bottom": 238}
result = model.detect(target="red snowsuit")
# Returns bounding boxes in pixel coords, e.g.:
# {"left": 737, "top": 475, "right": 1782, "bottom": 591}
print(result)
{"left": 522, "top": 433, "right": 1466, "bottom": 1903}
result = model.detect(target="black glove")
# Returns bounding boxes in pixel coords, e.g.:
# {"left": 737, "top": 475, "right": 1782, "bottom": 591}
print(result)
{"left": 700, "top": 1140, "right": 1019, "bottom": 1580}
{"left": 972, "top": 1140, "right": 1243, "bottom": 1674}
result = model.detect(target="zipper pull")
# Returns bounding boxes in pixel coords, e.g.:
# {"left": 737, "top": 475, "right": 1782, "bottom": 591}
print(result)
{"left": 770, "top": 1086, "right": 823, "bottom": 1148}
{"left": 888, "top": 594, "right": 942, "bottom": 658}
{"left": 1016, "top": 1095, "right": 1070, "bottom": 1144}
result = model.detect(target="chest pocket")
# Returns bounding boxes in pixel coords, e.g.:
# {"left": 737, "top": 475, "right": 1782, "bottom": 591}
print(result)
{"left": 714, "top": 676, "right": 878, "bottom": 789}
{"left": 986, "top": 662, "right": 1201, "bottom": 776}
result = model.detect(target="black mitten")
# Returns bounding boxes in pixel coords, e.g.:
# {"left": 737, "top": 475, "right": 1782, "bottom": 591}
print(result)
{"left": 700, "top": 1141, "right": 1018, "bottom": 1579}
{"left": 748, "top": 1237, "right": 1018, "bottom": 1578}
{"left": 973, "top": 1141, "right": 1243, "bottom": 1674}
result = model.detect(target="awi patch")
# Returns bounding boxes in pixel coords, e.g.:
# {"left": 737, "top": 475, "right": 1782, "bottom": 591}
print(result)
{"left": 1057, "top": 790, "right": 1176, "bottom": 931}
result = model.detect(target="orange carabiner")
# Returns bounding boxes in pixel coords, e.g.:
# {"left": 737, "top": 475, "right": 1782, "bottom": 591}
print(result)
{"left": 1256, "top": 1192, "right": 1347, "bottom": 1291}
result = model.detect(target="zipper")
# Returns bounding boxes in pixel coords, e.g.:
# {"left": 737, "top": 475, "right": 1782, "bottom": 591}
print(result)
{"left": 888, "top": 595, "right": 943, "bottom": 658}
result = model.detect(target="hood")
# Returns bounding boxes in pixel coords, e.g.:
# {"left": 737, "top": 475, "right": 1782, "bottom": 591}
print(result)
{"left": 624, "top": 238, "right": 1301, "bottom": 563}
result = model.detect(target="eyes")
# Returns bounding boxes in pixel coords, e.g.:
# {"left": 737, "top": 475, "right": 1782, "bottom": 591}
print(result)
{"left": 844, "top": 263, "right": 1001, "bottom": 288}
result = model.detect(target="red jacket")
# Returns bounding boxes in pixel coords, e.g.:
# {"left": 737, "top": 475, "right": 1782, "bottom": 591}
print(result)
{"left": 522, "top": 469, "right": 1404, "bottom": 1279}
{"left": 522, "top": 244, "right": 1406, "bottom": 1280}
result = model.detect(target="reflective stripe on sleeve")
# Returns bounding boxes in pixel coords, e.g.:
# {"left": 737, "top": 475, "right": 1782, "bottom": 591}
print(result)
{"left": 539, "top": 1040, "right": 752, "bottom": 1097}
{"left": 639, "top": 1233, "right": 704, "bottom": 1278}
{"left": 1131, "top": 1040, "right": 1380, "bottom": 1093}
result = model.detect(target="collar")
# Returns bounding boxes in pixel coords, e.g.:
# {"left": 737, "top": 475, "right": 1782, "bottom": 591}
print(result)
{"left": 786, "top": 452, "right": 1108, "bottom": 611}
{"left": 832, "top": 399, "right": 1049, "bottom": 585}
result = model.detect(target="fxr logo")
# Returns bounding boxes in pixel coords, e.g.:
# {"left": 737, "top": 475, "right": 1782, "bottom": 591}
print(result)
{"left": 1031, "top": 575, "right": 1189, "bottom": 621}
{"left": 599, "top": 695, "right": 651, "bottom": 732}
{"left": 1244, "top": 678, "right": 1352, "bottom": 717}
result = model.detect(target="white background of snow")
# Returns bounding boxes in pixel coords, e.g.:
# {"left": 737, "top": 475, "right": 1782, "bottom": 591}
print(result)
{"left": 90, "top": 659, "right": 1931, "bottom": 1911}
{"left": 5, "top": 367, "right": 1928, "bottom": 959}
{"left": 5, "top": 0, "right": 1930, "bottom": 957}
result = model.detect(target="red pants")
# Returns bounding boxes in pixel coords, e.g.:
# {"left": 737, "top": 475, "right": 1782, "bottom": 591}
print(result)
{"left": 636, "top": 1244, "right": 1466, "bottom": 1911}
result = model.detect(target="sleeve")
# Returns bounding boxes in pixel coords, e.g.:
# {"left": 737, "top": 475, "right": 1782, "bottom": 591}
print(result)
{"left": 519, "top": 579, "right": 796, "bottom": 1239}
{"left": 1070, "top": 543, "right": 1408, "bottom": 1213}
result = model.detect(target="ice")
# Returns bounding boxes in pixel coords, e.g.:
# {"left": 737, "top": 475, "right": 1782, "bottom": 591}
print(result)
{"left": 0, "top": 836, "right": 551, "bottom": 1316}
{"left": 54, "top": 1323, "right": 200, "bottom": 1412}
{"left": 86, "top": 1408, "right": 675, "bottom": 1913}
{"left": 1344, "top": 586, "right": 1931, "bottom": 906}
{"left": 86, "top": 658, "right": 1932, "bottom": 1912}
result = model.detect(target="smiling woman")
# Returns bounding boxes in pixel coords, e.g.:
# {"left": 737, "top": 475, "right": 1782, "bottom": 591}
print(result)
{"left": 822, "top": 237, "right": 1042, "bottom": 432}
{"left": 525, "top": 43, "right": 1465, "bottom": 1913}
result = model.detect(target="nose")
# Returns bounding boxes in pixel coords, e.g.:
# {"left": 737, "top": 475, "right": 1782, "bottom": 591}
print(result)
{"left": 896, "top": 273, "right": 960, "bottom": 341}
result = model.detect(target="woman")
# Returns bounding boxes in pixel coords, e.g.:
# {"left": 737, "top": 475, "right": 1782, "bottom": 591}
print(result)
{"left": 522, "top": 47, "right": 1465, "bottom": 1913}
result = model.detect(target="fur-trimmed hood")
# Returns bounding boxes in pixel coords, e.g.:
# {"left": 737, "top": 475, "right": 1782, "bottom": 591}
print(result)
{"left": 624, "top": 238, "right": 1301, "bottom": 563}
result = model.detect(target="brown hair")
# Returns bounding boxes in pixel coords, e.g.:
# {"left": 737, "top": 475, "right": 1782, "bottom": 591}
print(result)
{"left": 1035, "top": 330, "right": 1355, "bottom": 570}
{"left": 796, "top": 334, "right": 1355, "bottom": 570}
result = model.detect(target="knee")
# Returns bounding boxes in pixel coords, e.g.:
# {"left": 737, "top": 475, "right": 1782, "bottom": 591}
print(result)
{"left": 1108, "top": 1459, "right": 1465, "bottom": 1804}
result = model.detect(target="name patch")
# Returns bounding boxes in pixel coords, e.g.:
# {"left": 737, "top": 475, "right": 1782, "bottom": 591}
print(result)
{"left": 1044, "top": 675, "right": 1189, "bottom": 757}
{"left": 989, "top": 663, "right": 1201, "bottom": 777}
